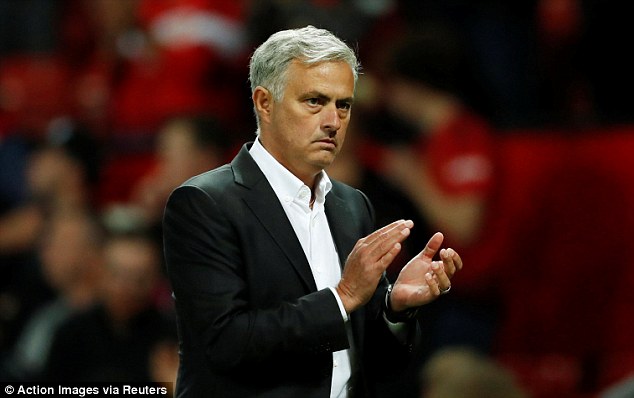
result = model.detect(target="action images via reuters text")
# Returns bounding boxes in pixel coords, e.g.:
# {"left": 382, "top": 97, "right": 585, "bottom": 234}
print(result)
{"left": 3, "top": 384, "right": 169, "bottom": 396}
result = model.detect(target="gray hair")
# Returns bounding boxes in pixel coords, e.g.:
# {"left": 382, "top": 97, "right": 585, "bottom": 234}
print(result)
{"left": 249, "top": 25, "right": 360, "bottom": 128}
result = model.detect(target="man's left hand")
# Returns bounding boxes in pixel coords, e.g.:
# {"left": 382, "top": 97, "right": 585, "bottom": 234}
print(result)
{"left": 389, "top": 232, "right": 463, "bottom": 312}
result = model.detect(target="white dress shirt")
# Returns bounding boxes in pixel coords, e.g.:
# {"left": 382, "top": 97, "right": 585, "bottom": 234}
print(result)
{"left": 249, "top": 138, "right": 351, "bottom": 398}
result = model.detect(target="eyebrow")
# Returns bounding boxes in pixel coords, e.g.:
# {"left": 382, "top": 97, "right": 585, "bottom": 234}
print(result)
{"left": 300, "top": 91, "right": 354, "bottom": 105}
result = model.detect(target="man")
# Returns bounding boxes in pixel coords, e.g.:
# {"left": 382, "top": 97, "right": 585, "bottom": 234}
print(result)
{"left": 6, "top": 209, "right": 104, "bottom": 381}
{"left": 44, "top": 232, "right": 173, "bottom": 382}
{"left": 163, "top": 26, "right": 462, "bottom": 398}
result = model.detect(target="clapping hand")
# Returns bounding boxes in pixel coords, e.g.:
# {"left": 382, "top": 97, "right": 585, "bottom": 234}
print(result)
{"left": 389, "top": 232, "right": 462, "bottom": 312}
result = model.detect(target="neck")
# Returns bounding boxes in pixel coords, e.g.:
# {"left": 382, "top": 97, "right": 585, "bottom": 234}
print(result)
{"left": 257, "top": 135, "right": 321, "bottom": 188}
{"left": 65, "top": 283, "right": 97, "bottom": 309}
{"left": 64, "top": 268, "right": 102, "bottom": 309}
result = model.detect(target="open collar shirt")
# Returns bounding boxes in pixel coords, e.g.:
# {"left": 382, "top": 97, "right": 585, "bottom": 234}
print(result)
{"left": 249, "top": 138, "right": 351, "bottom": 398}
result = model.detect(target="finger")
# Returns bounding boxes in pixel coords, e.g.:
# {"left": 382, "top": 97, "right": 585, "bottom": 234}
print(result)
{"left": 377, "top": 241, "right": 403, "bottom": 269}
{"left": 440, "top": 248, "right": 456, "bottom": 276}
{"left": 451, "top": 249, "right": 463, "bottom": 271}
{"left": 364, "top": 219, "right": 411, "bottom": 246}
{"left": 419, "top": 232, "right": 444, "bottom": 260}
{"left": 368, "top": 227, "right": 410, "bottom": 264}
{"left": 425, "top": 272, "right": 440, "bottom": 296}
{"left": 358, "top": 222, "right": 396, "bottom": 247}
{"left": 431, "top": 260, "right": 451, "bottom": 291}
{"left": 367, "top": 220, "right": 413, "bottom": 260}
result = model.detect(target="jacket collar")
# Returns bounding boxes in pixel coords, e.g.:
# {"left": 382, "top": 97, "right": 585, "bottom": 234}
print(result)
{"left": 230, "top": 142, "right": 359, "bottom": 293}
{"left": 231, "top": 142, "right": 317, "bottom": 291}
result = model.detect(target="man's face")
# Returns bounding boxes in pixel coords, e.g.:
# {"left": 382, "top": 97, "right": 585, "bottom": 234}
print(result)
{"left": 257, "top": 60, "right": 354, "bottom": 184}
{"left": 103, "top": 239, "right": 159, "bottom": 320}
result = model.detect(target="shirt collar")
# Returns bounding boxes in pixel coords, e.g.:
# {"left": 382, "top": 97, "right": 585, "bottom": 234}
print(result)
{"left": 249, "top": 138, "right": 332, "bottom": 208}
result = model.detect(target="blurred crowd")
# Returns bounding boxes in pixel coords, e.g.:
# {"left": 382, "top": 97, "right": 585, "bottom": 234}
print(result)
{"left": 1, "top": 1, "right": 634, "bottom": 397}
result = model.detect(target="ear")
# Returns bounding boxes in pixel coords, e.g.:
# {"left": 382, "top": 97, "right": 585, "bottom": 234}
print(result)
{"left": 253, "top": 86, "right": 273, "bottom": 125}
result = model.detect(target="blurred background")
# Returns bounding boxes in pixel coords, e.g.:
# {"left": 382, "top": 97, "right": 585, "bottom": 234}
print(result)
{"left": 1, "top": 1, "right": 634, "bottom": 397}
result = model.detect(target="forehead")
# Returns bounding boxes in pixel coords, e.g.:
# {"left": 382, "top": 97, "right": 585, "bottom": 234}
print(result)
{"left": 284, "top": 60, "right": 354, "bottom": 97}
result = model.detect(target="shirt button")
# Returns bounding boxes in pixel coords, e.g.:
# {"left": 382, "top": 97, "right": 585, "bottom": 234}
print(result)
{"left": 333, "top": 359, "right": 338, "bottom": 367}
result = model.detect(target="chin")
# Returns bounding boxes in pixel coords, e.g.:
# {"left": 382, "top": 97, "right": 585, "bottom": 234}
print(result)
{"left": 313, "top": 156, "right": 336, "bottom": 169}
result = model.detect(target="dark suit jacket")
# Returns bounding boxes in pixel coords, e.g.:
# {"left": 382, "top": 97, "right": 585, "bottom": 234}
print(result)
{"left": 163, "top": 143, "right": 418, "bottom": 398}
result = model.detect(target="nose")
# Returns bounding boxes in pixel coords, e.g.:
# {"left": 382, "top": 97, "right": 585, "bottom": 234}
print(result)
{"left": 322, "top": 105, "right": 341, "bottom": 135}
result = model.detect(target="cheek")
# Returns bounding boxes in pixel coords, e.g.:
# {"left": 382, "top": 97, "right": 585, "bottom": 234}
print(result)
{"left": 338, "top": 132, "right": 347, "bottom": 147}
{"left": 282, "top": 115, "right": 315, "bottom": 142}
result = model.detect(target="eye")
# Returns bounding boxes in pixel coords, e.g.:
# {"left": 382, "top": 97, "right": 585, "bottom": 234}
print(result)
{"left": 306, "top": 98, "right": 323, "bottom": 107}
{"left": 338, "top": 102, "right": 351, "bottom": 110}
{"left": 335, "top": 99, "right": 352, "bottom": 111}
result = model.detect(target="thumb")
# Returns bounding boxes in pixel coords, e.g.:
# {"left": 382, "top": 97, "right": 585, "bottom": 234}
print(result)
{"left": 418, "top": 232, "right": 444, "bottom": 260}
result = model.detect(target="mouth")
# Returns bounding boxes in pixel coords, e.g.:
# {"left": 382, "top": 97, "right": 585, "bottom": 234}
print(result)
{"left": 315, "top": 138, "right": 337, "bottom": 149}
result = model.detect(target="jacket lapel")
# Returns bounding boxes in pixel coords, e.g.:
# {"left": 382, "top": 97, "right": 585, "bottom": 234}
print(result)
{"left": 325, "top": 185, "right": 368, "bottom": 359}
{"left": 325, "top": 188, "right": 357, "bottom": 271}
{"left": 231, "top": 143, "right": 317, "bottom": 292}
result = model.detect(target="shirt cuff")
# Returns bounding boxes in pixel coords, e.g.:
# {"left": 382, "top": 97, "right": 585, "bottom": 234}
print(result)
{"left": 328, "top": 287, "right": 349, "bottom": 322}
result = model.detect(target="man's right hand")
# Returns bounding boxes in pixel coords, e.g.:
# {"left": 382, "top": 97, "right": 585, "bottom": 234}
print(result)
{"left": 336, "top": 219, "right": 413, "bottom": 314}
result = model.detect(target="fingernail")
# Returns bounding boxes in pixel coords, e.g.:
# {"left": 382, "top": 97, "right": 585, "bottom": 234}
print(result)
{"left": 401, "top": 228, "right": 410, "bottom": 236}
{"left": 404, "top": 220, "right": 414, "bottom": 228}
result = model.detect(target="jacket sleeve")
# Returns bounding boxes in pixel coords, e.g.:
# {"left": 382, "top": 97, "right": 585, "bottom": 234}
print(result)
{"left": 353, "top": 189, "right": 423, "bottom": 384}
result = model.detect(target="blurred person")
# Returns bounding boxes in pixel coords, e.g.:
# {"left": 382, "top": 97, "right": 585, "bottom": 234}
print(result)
{"left": 76, "top": 0, "right": 251, "bottom": 207}
{"left": 327, "top": 128, "right": 437, "bottom": 398}
{"left": 246, "top": 0, "right": 394, "bottom": 45}
{"left": 4, "top": 209, "right": 104, "bottom": 381}
{"left": 357, "top": 27, "right": 502, "bottom": 371}
{"left": 327, "top": 125, "right": 432, "bottom": 282}
{"left": 26, "top": 121, "right": 101, "bottom": 212}
{"left": 375, "top": 26, "right": 496, "bottom": 249}
{"left": 0, "top": 122, "right": 101, "bottom": 355}
{"left": 163, "top": 25, "right": 463, "bottom": 398}
{"left": 126, "top": 115, "right": 232, "bottom": 230}
{"left": 149, "top": 336, "right": 179, "bottom": 398}
{"left": 43, "top": 232, "right": 174, "bottom": 382}
{"left": 0, "top": 121, "right": 101, "bottom": 255}
{"left": 108, "top": 0, "right": 250, "bottom": 136}
{"left": 420, "top": 346, "right": 527, "bottom": 398}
